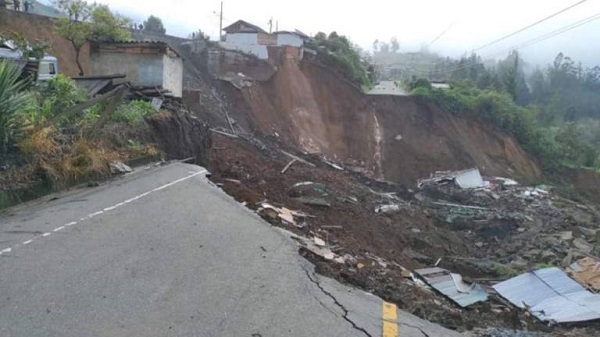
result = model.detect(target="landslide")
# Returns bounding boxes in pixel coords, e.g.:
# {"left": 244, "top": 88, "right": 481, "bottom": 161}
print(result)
{"left": 222, "top": 56, "right": 542, "bottom": 185}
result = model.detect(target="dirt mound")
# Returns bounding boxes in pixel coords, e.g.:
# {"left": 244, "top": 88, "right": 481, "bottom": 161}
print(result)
{"left": 220, "top": 55, "right": 541, "bottom": 185}
{"left": 147, "top": 108, "right": 211, "bottom": 166}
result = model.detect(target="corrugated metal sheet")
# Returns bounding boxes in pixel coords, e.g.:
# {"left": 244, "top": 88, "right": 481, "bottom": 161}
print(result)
{"left": 416, "top": 267, "right": 488, "bottom": 307}
{"left": 454, "top": 168, "right": 484, "bottom": 189}
{"left": 493, "top": 267, "right": 600, "bottom": 323}
{"left": 74, "top": 78, "right": 112, "bottom": 97}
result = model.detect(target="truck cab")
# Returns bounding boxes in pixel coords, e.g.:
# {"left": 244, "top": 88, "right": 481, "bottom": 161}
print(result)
{"left": 36, "top": 55, "right": 58, "bottom": 81}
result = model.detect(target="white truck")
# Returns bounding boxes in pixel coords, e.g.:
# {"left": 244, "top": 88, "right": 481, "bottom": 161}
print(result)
{"left": 0, "top": 40, "right": 58, "bottom": 82}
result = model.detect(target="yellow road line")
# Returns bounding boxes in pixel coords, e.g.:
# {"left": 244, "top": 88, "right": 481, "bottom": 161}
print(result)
{"left": 383, "top": 321, "right": 399, "bottom": 337}
{"left": 382, "top": 301, "right": 398, "bottom": 337}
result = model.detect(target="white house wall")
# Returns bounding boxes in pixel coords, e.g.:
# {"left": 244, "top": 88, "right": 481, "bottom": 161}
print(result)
{"left": 91, "top": 52, "right": 164, "bottom": 87}
{"left": 225, "top": 33, "right": 258, "bottom": 45}
{"left": 219, "top": 42, "right": 269, "bottom": 60}
{"left": 276, "top": 34, "right": 303, "bottom": 47}
{"left": 162, "top": 54, "right": 183, "bottom": 98}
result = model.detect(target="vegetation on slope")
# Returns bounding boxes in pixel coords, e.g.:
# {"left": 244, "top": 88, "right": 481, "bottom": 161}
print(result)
{"left": 308, "top": 32, "right": 374, "bottom": 91}
{"left": 408, "top": 51, "right": 600, "bottom": 172}
{"left": 0, "top": 61, "right": 158, "bottom": 190}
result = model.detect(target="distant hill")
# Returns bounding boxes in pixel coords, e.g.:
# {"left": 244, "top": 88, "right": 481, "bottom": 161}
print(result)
{"left": 28, "top": 0, "right": 65, "bottom": 18}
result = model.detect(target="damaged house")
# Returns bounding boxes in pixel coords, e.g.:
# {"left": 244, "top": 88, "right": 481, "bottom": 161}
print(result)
{"left": 220, "top": 19, "right": 309, "bottom": 60}
{"left": 90, "top": 41, "right": 183, "bottom": 97}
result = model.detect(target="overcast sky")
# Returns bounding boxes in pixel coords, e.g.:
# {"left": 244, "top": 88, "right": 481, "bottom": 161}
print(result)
{"left": 58, "top": 0, "right": 600, "bottom": 66}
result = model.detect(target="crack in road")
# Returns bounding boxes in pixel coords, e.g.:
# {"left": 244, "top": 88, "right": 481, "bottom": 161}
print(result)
{"left": 303, "top": 268, "right": 373, "bottom": 337}
{"left": 398, "top": 322, "right": 431, "bottom": 337}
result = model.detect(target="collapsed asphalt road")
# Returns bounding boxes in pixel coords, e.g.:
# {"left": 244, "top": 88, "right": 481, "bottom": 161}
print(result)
{"left": 0, "top": 163, "right": 460, "bottom": 337}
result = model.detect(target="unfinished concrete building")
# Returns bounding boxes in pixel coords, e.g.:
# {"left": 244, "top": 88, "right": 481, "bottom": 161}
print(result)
{"left": 90, "top": 41, "right": 183, "bottom": 97}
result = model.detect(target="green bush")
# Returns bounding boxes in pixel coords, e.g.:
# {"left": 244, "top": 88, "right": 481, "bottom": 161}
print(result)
{"left": 0, "top": 60, "right": 31, "bottom": 155}
{"left": 309, "top": 32, "right": 373, "bottom": 89}
{"left": 19, "top": 74, "right": 88, "bottom": 128}
{"left": 112, "top": 100, "right": 155, "bottom": 123}
{"left": 414, "top": 82, "right": 600, "bottom": 171}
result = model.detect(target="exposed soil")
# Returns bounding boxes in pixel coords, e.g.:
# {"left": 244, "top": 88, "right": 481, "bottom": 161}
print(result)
{"left": 219, "top": 57, "right": 542, "bottom": 185}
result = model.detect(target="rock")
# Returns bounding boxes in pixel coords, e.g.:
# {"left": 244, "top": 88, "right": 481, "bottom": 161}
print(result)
{"left": 475, "top": 242, "right": 484, "bottom": 248}
{"left": 110, "top": 161, "right": 133, "bottom": 174}
{"left": 562, "top": 250, "right": 574, "bottom": 267}
{"left": 540, "top": 250, "right": 557, "bottom": 263}
{"left": 414, "top": 193, "right": 426, "bottom": 202}
{"left": 579, "top": 227, "right": 598, "bottom": 239}
{"left": 517, "top": 227, "right": 526, "bottom": 233}
{"left": 573, "top": 238, "right": 594, "bottom": 254}
{"left": 522, "top": 249, "right": 542, "bottom": 260}
{"left": 411, "top": 228, "right": 421, "bottom": 233}
{"left": 342, "top": 254, "right": 357, "bottom": 265}
{"left": 510, "top": 257, "right": 528, "bottom": 269}
{"left": 558, "top": 231, "right": 573, "bottom": 241}
{"left": 375, "top": 204, "right": 401, "bottom": 214}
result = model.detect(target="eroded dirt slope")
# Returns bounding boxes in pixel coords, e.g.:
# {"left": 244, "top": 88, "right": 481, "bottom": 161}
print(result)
{"left": 223, "top": 55, "right": 541, "bottom": 185}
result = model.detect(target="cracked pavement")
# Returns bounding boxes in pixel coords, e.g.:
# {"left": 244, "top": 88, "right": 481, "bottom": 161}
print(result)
{"left": 0, "top": 163, "right": 462, "bottom": 337}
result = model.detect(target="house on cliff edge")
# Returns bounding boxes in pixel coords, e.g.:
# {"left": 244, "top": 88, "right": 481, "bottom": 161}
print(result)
{"left": 90, "top": 41, "right": 183, "bottom": 97}
{"left": 220, "top": 19, "right": 309, "bottom": 59}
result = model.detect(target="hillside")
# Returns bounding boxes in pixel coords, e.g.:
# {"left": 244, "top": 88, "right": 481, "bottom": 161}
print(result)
{"left": 216, "top": 53, "right": 541, "bottom": 185}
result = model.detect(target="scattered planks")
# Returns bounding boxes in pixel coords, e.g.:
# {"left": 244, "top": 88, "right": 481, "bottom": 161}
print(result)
{"left": 281, "top": 159, "right": 297, "bottom": 174}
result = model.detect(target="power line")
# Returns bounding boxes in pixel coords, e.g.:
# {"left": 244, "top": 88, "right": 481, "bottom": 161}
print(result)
{"left": 426, "top": 22, "right": 455, "bottom": 48}
{"left": 515, "top": 12, "right": 600, "bottom": 49}
{"left": 407, "top": 11, "right": 600, "bottom": 77}
{"left": 474, "top": 0, "right": 588, "bottom": 51}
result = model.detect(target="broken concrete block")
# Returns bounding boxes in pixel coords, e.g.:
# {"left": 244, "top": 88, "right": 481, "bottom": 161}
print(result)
{"left": 110, "top": 161, "right": 133, "bottom": 174}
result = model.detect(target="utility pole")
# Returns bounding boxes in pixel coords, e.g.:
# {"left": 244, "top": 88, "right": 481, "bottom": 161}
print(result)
{"left": 268, "top": 18, "right": 273, "bottom": 33}
{"left": 275, "top": 20, "right": 278, "bottom": 32}
{"left": 219, "top": 1, "right": 223, "bottom": 41}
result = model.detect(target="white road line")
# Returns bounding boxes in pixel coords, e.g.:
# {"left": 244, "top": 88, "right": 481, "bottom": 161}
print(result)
{"left": 0, "top": 170, "right": 207, "bottom": 256}
{"left": 88, "top": 211, "right": 104, "bottom": 218}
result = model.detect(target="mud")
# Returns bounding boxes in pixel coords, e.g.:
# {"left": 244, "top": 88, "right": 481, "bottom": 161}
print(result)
{"left": 217, "top": 57, "right": 542, "bottom": 185}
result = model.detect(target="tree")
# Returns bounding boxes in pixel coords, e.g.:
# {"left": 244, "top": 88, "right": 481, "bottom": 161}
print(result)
{"left": 55, "top": 0, "right": 131, "bottom": 76}
{"left": 143, "top": 15, "right": 166, "bottom": 35}
{"left": 89, "top": 5, "right": 131, "bottom": 42}
{"left": 55, "top": 0, "right": 92, "bottom": 76}
{"left": 372, "top": 39, "right": 379, "bottom": 53}
{"left": 390, "top": 37, "right": 399, "bottom": 53}
{"left": 188, "top": 29, "right": 209, "bottom": 41}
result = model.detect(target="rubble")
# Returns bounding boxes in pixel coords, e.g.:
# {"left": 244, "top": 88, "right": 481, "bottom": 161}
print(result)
{"left": 418, "top": 167, "right": 486, "bottom": 189}
{"left": 110, "top": 161, "right": 133, "bottom": 174}
{"left": 416, "top": 267, "right": 489, "bottom": 307}
{"left": 209, "top": 134, "right": 600, "bottom": 335}
{"left": 374, "top": 204, "right": 401, "bottom": 214}
{"left": 257, "top": 202, "right": 309, "bottom": 228}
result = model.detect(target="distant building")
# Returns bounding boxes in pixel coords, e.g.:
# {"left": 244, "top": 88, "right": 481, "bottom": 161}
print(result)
{"left": 221, "top": 20, "right": 309, "bottom": 59}
{"left": 431, "top": 81, "right": 451, "bottom": 90}
{"left": 90, "top": 41, "right": 183, "bottom": 97}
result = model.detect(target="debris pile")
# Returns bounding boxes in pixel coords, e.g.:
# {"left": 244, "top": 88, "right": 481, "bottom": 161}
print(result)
{"left": 208, "top": 134, "right": 600, "bottom": 336}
